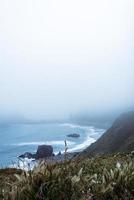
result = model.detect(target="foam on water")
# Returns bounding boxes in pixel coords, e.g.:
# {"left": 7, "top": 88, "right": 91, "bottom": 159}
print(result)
{"left": 68, "top": 135, "right": 95, "bottom": 152}
{"left": 68, "top": 126, "right": 97, "bottom": 152}
{"left": 10, "top": 158, "right": 37, "bottom": 171}
{"left": 12, "top": 140, "right": 75, "bottom": 146}
{"left": 60, "top": 123, "right": 94, "bottom": 129}
{"left": 60, "top": 123, "right": 104, "bottom": 152}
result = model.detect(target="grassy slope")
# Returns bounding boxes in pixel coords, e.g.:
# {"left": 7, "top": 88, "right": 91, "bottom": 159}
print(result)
{"left": 0, "top": 153, "right": 134, "bottom": 200}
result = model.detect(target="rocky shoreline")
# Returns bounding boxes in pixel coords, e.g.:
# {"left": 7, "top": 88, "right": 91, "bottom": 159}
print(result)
{"left": 19, "top": 144, "right": 79, "bottom": 164}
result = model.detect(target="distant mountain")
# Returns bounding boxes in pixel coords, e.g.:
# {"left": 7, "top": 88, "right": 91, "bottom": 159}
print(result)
{"left": 81, "top": 111, "right": 134, "bottom": 156}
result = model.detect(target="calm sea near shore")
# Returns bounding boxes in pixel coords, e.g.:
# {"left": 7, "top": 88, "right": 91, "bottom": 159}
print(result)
{"left": 0, "top": 123, "right": 105, "bottom": 167}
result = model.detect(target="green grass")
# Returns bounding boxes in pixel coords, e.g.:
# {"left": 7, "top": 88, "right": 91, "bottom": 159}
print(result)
{"left": 0, "top": 153, "right": 134, "bottom": 200}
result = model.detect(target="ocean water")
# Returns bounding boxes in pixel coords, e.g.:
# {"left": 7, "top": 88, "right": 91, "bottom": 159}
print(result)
{"left": 0, "top": 123, "right": 105, "bottom": 167}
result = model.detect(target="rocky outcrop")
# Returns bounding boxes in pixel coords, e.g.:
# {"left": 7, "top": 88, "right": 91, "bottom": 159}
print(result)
{"left": 19, "top": 152, "right": 35, "bottom": 159}
{"left": 36, "top": 145, "right": 53, "bottom": 159}
{"left": 19, "top": 145, "right": 53, "bottom": 159}
{"left": 67, "top": 133, "right": 80, "bottom": 138}
{"left": 81, "top": 111, "right": 134, "bottom": 156}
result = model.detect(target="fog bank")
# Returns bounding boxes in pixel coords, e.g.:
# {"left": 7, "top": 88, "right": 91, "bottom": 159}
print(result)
{"left": 0, "top": 0, "right": 134, "bottom": 119}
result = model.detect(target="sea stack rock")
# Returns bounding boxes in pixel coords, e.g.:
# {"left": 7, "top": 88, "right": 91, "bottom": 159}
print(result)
{"left": 35, "top": 145, "right": 53, "bottom": 159}
{"left": 67, "top": 133, "right": 80, "bottom": 138}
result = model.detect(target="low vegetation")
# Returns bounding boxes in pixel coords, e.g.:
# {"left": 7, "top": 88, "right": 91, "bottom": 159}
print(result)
{"left": 0, "top": 153, "right": 134, "bottom": 200}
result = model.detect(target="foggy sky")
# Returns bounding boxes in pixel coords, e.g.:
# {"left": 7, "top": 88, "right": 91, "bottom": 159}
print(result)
{"left": 0, "top": 0, "right": 134, "bottom": 119}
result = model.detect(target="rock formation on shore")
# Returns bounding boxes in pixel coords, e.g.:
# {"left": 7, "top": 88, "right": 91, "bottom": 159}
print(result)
{"left": 19, "top": 145, "right": 53, "bottom": 159}
{"left": 36, "top": 145, "right": 53, "bottom": 159}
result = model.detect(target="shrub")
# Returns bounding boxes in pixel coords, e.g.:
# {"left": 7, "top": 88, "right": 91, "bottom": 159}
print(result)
{"left": 1, "top": 153, "right": 134, "bottom": 200}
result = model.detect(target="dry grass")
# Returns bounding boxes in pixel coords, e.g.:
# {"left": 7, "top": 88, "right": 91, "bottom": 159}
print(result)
{"left": 0, "top": 153, "right": 134, "bottom": 200}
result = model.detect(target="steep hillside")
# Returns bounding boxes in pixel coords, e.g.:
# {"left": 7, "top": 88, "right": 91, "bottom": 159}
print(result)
{"left": 82, "top": 111, "right": 134, "bottom": 156}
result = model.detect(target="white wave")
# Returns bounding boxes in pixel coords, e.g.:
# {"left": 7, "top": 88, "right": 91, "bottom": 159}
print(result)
{"left": 12, "top": 140, "right": 75, "bottom": 146}
{"left": 59, "top": 123, "right": 105, "bottom": 153}
{"left": 67, "top": 125, "right": 104, "bottom": 152}
{"left": 60, "top": 123, "right": 105, "bottom": 134}
{"left": 68, "top": 135, "right": 95, "bottom": 152}
{"left": 10, "top": 158, "right": 37, "bottom": 171}
{"left": 60, "top": 123, "right": 94, "bottom": 130}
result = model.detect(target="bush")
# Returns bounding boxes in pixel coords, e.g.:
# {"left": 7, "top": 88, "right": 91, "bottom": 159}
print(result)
{"left": 1, "top": 153, "right": 134, "bottom": 200}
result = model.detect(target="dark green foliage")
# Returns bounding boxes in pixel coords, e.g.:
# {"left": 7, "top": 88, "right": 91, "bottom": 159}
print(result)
{"left": 0, "top": 153, "right": 134, "bottom": 200}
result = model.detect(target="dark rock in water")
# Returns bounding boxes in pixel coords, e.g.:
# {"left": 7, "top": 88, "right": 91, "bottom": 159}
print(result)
{"left": 80, "top": 111, "right": 134, "bottom": 156}
{"left": 67, "top": 133, "right": 80, "bottom": 138}
{"left": 35, "top": 145, "right": 53, "bottom": 159}
{"left": 19, "top": 145, "right": 53, "bottom": 160}
{"left": 19, "top": 152, "right": 35, "bottom": 159}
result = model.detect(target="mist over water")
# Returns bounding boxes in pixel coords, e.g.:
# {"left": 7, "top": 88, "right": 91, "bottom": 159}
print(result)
{"left": 0, "top": 0, "right": 134, "bottom": 120}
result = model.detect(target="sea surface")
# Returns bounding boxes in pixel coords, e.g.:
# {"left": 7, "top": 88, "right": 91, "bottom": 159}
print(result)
{"left": 0, "top": 123, "right": 105, "bottom": 167}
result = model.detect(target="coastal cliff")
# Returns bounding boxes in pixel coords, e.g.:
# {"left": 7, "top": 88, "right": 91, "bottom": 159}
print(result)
{"left": 81, "top": 111, "right": 134, "bottom": 156}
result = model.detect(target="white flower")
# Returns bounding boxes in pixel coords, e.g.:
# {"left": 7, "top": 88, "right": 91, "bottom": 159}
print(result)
{"left": 116, "top": 162, "right": 121, "bottom": 169}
